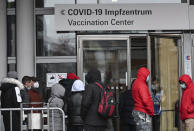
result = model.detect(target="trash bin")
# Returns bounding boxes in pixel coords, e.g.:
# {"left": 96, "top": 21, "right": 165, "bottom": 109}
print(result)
{"left": 28, "top": 113, "right": 42, "bottom": 129}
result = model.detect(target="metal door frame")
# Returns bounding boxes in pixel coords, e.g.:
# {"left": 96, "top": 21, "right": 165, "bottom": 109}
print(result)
{"left": 77, "top": 34, "right": 148, "bottom": 86}
{"left": 77, "top": 33, "right": 184, "bottom": 131}
{"left": 77, "top": 33, "right": 183, "bottom": 88}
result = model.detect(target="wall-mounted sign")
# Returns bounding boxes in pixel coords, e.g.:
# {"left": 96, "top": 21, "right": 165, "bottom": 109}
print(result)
{"left": 55, "top": 4, "right": 190, "bottom": 31}
{"left": 184, "top": 56, "right": 192, "bottom": 77}
{"left": 46, "top": 73, "right": 67, "bottom": 87}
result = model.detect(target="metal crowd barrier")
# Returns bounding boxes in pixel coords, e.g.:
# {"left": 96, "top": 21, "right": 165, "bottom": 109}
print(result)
{"left": 0, "top": 104, "right": 66, "bottom": 131}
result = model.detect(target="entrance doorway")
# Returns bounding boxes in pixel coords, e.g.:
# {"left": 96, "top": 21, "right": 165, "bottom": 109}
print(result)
{"left": 77, "top": 34, "right": 182, "bottom": 131}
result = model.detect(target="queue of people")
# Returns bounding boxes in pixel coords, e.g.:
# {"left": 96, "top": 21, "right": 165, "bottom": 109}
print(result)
{"left": 0, "top": 73, "right": 42, "bottom": 131}
{"left": 0, "top": 67, "right": 194, "bottom": 131}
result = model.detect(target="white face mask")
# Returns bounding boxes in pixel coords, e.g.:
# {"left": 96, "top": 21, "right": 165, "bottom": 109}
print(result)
{"left": 180, "top": 83, "right": 186, "bottom": 89}
{"left": 146, "top": 75, "right": 150, "bottom": 82}
{"left": 33, "top": 82, "right": 39, "bottom": 88}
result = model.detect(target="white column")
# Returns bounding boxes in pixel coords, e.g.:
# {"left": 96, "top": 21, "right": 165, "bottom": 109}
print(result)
{"left": 0, "top": 0, "right": 7, "bottom": 81}
{"left": 16, "top": 0, "right": 35, "bottom": 80}
{"left": 183, "top": 33, "right": 192, "bottom": 78}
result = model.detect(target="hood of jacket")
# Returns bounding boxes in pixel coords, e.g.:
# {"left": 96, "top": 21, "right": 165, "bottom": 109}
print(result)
{"left": 137, "top": 67, "right": 150, "bottom": 81}
{"left": 51, "top": 83, "right": 65, "bottom": 98}
{"left": 71, "top": 80, "right": 85, "bottom": 92}
{"left": 0, "top": 78, "right": 24, "bottom": 92}
{"left": 85, "top": 68, "right": 101, "bottom": 84}
{"left": 179, "top": 74, "right": 193, "bottom": 89}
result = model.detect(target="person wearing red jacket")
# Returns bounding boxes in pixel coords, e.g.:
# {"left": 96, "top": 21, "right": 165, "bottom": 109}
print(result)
{"left": 132, "top": 67, "right": 154, "bottom": 131}
{"left": 179, "top": 74, "right": 194, "bottom": 131}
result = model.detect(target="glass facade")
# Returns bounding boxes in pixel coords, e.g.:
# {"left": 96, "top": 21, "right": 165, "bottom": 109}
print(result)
{"left": 36, "top": 15, "right": 76, "bottom": 56}
{"left": 7, "top": 15, "right": 16, "bottom": 57}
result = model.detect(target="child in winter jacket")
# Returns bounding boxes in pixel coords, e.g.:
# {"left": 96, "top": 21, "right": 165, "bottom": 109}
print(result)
{"left": 48, "top": 83, "right": 65, "bottom": 131}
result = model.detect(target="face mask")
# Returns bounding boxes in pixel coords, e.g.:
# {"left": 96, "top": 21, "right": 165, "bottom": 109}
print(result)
{"left": 27, "top": 86, "right": 31, "bottom": 90}
{"left": 33, "top": 82, "right": 39, "bottom": 88}
{"left": 146, "top": 75, "right": 150, "bottom": 82}
{"left": 180, "top": 83, "right": 186, "bottom": 89}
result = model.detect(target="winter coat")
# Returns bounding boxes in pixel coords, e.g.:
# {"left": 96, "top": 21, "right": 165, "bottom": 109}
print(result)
{"left": 179, "top": 74, "right": 194, "bottom": 120}
{"left": 20, "top": 87, "right": 30, "bottom": 108}
{"left": 132, "top": 67, "right": 154, "bottom": 117}
{"left": 59, "top": 78, "right": 75, "bottom": 113}
{"left": 48, "top": 83, "right": 65, "bottom": 131}
{"left": 28, "top": 87, "right": 43, "bottom": 112}
{"left": 81, "top": 69, "right": 107, "bottom": 126}
{"left": 119, "top": 90, "right": 136, "bottom": 125}
{"left": 0, "top": 78, "right": 24, "bottom": 131}
{"left": 67, "top": 80, "right": 84, "bottom": 125}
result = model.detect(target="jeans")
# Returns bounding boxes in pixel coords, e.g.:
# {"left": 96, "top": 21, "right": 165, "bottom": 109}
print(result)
{"left": 132, "top": 110, "right": 152, "bottom": 131}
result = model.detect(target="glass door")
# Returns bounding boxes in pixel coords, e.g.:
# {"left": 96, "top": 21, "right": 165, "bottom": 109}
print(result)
{"left": 77, "top": 34, "right": 182, "bottom": 131}
{"left": 77, "top": 35, "right": 130, "bottom": 131}
{"left": 149, "top": 34, "right": 182, "bottom": 131}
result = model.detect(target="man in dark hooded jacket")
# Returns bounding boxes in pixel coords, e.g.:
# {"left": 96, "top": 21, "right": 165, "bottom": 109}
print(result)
{"left": 179, "top": 74, "right": 194, "bottom": 131}
{"left": 81, "top": 68, "right": 107, "bottom": 131}
{"left": 132, "top": 67, "right": 154, "bottom": 131}
{"left": 0, "top": 76, "right": 24, "bottom": 131}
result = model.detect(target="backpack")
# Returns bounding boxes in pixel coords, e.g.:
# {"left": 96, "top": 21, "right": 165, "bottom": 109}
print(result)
{"left": 95, "top": 82, "right": 115, "bottom": 119}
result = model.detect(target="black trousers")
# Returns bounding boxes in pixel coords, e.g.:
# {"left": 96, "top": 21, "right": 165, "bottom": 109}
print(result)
{"left": 3, "top": 112, "right": 20, "bottom": 131}
{"left": 152, "top": 115, "right": 160, "bottom": 131}
{"left": 84, "top": 124, "right": 106, "bottom": 131}
{"left": 68, "top": 125, "right": 83, "bottom": 131}
{"left": 120, "top": 124, "right": 136, "bottom": 131}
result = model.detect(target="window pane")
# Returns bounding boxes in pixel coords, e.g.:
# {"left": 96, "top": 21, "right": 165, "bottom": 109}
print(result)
{"left": 191, "top": 0, "right": 194, "bottom": 4}
{"left": 36, "top": 15, "right": 76, "bottom": 56}
{"left": 7, "top": 63, "right": 16, "bottom": 72}
{"left": 151, "top": 36, "right": 180, "bottom": 131}
{"left": 36, "top": 63, "right": 76, "bottom": 101}
{"left": 35, "top": 0, "right": 74, "bottom": 8}
{"left": 131, "top": 37, "right": 147, "bottom": 78}
{"left": 100, "top": 0, "right": 181, "bottom": 3}
{"left": 77, "top": 0, "right": 97, "bottom": 4}
{"left": 7, "top": 0, "right": 15, "bottom": 8}
{"left": 7, "top": 15, "right": 16, "bottom": 57}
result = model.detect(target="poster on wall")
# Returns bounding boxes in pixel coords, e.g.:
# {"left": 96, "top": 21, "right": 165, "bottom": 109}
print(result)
{"left": 184, "top": 56, "right": 192, "bottom": 78}
{"left": 46, "top": 73, "right": 67, "bottom": 87}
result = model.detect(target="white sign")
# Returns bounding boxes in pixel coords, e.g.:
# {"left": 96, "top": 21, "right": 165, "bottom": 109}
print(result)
{"left": 55, "top": 4, "right": 190, "bottom": 31}
{"left": 184, "top": 56, "right": 192, "bottom": 78}
{"left": 46, "top": 73, "right": 67, "bottom": 87}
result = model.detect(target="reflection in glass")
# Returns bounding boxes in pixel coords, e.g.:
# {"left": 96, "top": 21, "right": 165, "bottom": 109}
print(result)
{"left": 36, "top": 15, "right": 76, "bottom": 56}
{"left": 151, "top": 36, "right": 180, "bottom": 131}
{"left": 36, "top": 63, "right": 76, "bottom": 102}
{"left": 82, "top": 39, "right": 127, "bottom": 131}
{"left": 131, "top": 37, "right": 147, "bottom": 79}
{"left": 7, "top": 0, "right": 15, "bottom": 8}
{"left": 7, "top": 15, "right": 16, "bottom": 57}
{"left": 83, "top": 40, "right": 127, "bottom": 86}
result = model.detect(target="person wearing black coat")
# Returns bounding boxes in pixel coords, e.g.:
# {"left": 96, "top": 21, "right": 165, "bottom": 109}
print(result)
{"left": 81, "top": 68, "right": 107, "bottom": 131}
{"left": 67, "top": 80, "right": 85, "bottom": 131}
{"left": 119, "top": 89, "right": 136, "bottom": 131}
{"left": 0, "top": 77, "right": 24, "bottom": 131}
